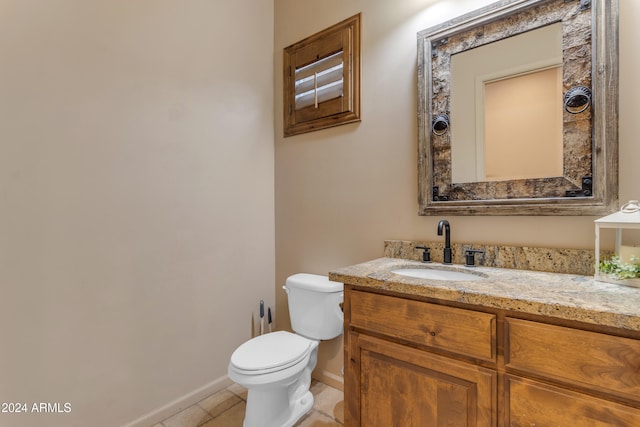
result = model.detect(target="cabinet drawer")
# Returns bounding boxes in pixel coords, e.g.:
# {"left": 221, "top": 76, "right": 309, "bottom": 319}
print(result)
{"left": 506, "top": 318, "right": 640, "bottom": 401}
{"left": 350, "top": 290, "right": 496, "bottom": 361}
{"left": 507, "top": 375, "right": 640, "bottom": 427}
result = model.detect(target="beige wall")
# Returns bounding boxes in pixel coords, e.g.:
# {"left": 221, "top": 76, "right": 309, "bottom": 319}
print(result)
{"left": 0, "top": 1, "right": 274, "bottom": 426}
{"left": 274, "top": 0, "right": 640, "bottom": 388}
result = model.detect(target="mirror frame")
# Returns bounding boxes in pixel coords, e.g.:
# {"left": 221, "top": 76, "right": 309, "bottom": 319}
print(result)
{"left": 417, "top": 0, "right": 619, "bottom": 215}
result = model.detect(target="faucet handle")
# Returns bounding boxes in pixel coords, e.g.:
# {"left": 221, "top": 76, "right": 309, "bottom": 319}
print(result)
{"left": 464, "top": 249, "right": 485, "bottom": 267}
{"left": 415, "top": 246, "right": 432, "bottom": 263}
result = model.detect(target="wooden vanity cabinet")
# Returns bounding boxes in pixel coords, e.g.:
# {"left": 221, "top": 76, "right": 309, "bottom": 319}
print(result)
{"left": 345, "top": 288, "right": 497, "bottom": 426}
{"left": 344, "top": 286, "right": 640, "bottom": 427}
{"left": 504, "top": 318, "right": 640, "bottom": 426}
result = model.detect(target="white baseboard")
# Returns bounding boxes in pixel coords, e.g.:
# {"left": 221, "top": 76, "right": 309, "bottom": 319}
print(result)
{"left": 122, "top": 375, "right": 233, "bottom": 427}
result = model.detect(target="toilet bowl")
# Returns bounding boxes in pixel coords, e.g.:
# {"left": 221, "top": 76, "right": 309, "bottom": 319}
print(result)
{"left": 229, "top": 331, "right": 319, "bottom": 427}
{"left": 228, "top": 273, "right": 343, "bottom": 427}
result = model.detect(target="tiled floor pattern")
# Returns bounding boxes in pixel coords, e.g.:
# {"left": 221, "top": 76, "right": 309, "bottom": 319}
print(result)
{"left": 152, "top": 381, "right": 344, "bottom": 427}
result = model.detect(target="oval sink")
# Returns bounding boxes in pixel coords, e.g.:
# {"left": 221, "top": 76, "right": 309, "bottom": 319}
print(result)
{"left": 391, "top": 267, "right": 485, "bottom": 282}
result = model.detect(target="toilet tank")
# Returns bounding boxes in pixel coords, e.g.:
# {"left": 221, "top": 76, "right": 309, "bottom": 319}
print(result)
{"left": 284, "top": 273, "right": 344, "bottom": 340}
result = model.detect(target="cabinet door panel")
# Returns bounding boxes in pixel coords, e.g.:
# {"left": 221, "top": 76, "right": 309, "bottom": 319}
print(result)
{"left": 357, "top": 334, "right": 496, "bottom": 427}
{"left": 507, "top": 375, "right": 640, "bottom": 427}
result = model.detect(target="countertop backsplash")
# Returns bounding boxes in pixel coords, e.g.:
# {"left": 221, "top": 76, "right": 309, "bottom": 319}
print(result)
{"left": 384, "top": 240, "right": 613, "bottom": 276}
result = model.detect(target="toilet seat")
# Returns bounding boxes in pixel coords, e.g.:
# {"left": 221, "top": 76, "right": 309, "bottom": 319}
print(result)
{"left": 230, "top": 331, "right": 312, "bottom": 375}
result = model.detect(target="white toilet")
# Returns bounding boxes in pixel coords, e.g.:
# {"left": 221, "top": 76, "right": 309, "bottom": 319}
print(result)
{"left": 228, "top": 273, "right": 344, "bottom": 427}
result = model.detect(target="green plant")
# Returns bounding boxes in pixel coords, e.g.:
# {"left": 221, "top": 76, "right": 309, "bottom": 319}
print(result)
{"left": 599, "top": 255, "right": 640, "bottom": 280}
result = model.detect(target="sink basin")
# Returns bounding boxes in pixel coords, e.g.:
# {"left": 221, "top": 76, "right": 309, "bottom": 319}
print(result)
{"left": 391, "top": 267, "right": 485, "bottom": 282}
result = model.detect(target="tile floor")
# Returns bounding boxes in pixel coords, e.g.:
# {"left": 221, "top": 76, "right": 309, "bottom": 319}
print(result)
{"left": 152, "top": 381, "right": 344, "bottom": 427}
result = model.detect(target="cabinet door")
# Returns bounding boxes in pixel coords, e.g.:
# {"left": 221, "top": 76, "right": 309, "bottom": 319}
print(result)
{"left": 506, "top": 375, "right": 640, "bottom": 427}
{"left": 348, "top": 333, "right": 496, "bottom": 427}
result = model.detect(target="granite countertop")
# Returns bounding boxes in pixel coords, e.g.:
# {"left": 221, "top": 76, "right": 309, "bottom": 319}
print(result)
{"left": 329, "top": 257, "right": 640, "bottom": 332}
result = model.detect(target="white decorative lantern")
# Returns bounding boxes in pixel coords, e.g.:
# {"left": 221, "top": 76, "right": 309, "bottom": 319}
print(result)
{"left": 594, "top": 201, "right": 640, "bottom": 287}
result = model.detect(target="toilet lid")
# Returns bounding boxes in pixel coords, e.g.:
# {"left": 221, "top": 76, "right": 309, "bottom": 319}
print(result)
{"left": 230, "top": 331, "right": 312, "bottom": 372}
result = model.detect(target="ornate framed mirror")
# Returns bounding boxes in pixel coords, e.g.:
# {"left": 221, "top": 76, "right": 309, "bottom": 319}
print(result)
{"left": 417, "top": 0, "right": 619, "bottom": 215}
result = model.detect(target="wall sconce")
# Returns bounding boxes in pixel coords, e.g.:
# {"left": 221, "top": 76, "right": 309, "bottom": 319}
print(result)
{"left": 432, "top": 113, "right": 450, "bottom": 135}
{"left": 564, "top": 86, "right": 592, "bottom": 114}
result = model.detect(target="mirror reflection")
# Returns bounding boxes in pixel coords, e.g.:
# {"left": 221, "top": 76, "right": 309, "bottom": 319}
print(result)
{"left": 451, "top": 23, "right": 563, "bottom": 183}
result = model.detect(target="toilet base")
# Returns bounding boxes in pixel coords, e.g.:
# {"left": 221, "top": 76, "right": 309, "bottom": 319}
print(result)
{"left": 286, "top": 390, "right": 314, "bottom": 427}
{"left": 237, "top": 341, "right": 319, "bottom": 427}
{"left": 243, "top": 388, "right": 313, "bottom": 427}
